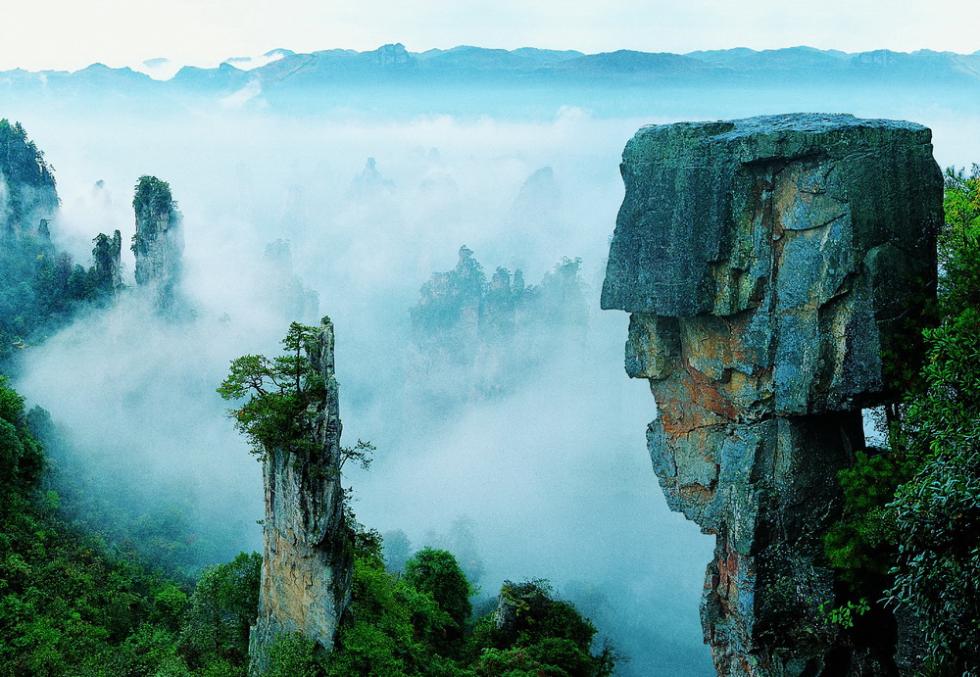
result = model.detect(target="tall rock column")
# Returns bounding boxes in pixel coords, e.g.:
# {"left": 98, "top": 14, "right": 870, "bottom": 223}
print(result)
{"left": 248, "top": 317, "right": 353, "bottom": 675}
{"left": 131, "top": 175, "right": 184, "bottom": 312}
{"left": 92, "top": 230, "right": 123, "bottom": 293}
{"left": 601, "top": 115, "right": 941, "bottom": 675}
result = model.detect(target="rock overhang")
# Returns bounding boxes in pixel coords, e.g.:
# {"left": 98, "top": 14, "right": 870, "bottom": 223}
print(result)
{"left": 602, "top": 112, "right": 942, "bottom": 412}
{"left": 601, "top": 113, "right": 943, "bottom": 674}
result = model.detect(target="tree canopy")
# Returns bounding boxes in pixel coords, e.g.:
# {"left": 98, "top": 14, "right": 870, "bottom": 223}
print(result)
{"left": 824, "top": 165, "right": 980, "bottom": 674}
{"left": 218, "top": 322, "right": 326, "bottom": 458}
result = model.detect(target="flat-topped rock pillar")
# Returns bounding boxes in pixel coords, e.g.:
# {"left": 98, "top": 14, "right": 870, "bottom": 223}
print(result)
{"left": 602, "top": 114, "right": 942, "bottom": 675}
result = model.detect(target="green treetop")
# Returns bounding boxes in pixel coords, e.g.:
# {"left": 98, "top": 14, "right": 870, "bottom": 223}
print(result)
{"left": 218, "top": 322, "right": 327, "bottom": 458}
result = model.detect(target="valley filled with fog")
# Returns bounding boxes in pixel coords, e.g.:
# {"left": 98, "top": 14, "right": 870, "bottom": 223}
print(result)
{"left": 5, "top": 71, "right": 978, "bottom": 674}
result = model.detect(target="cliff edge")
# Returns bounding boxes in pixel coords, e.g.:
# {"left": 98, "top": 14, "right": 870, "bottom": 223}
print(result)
{"left": 601, "top": 114, "right": 942, "bottom": 675}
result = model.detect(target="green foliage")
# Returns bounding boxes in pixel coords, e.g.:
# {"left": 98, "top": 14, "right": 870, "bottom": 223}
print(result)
{"left": 937, "top": 166, "right": 980, "bottom": 318}
{"left": 154, "top": 583, "right": 190, "bottom": 628}
{"left": 0, "top": 378, "right": 44, "bottom": 488}
{"left": 327, "top": 540, "right": 454, "bottom": 676}
{"left": 130, "top": 175, "right": 178, "bottom": 255}
{"left": 483, "top": 580, "right": 597, "bottom": 651}
{"left": 218, "top": 322, "right": 326, "bottom": 458}
{"left": 133, "top": 175, "right": 175, "bottom": 213}
{"left": 0, "top": 473, "right": 195, "bottom": 676}
{"left": 327, "top": 533, "right": 614, "bottom": 677}
{"left": 469, "top": 580, "right": 613, "bottom": 677}
{"left": 825, "top": 166, "right": 980, "bottom": 674}
{"left": 818, "top": 598, "right": 870, "bottom": 630}
{"left": 889, "top": 449, "right": 979, "bottom": 669}
{"left": 0, "top": 235, "right": 114, "bottom": 357}
{"left": 180, "top": 553, "right": 261, "bottom": 672}
{"left": 340, "top": 438, "right": 376, "bottom": 472}
{"left": 404, "top": 548, "right": 473, "bottom": 644}
{"left": 0, "top": 118, "right": 57, "bottom": 226}
{"left": 0, "top": 376, "right": 266, "bottom": 677}
{"left": 474, "top": 638, "right": 596, "bottom": 677}
{"left": 823, "top": 449, "right": 912, "bottom": 583}
{"left": 28, "top": 408, "right": 248, "bottom": 580}
{"left": 266, "top": 633, "right": 325, "bottom": 677}
{"left": 883, "top": 165, "right": 980, "bottom": 673}
{"left": 0, "top": 388, "right": 44, "bottom": 488}
{"left": 1, "top": 370, "right": 613, "bottom": 677}
{"left": 0, "top": 121, "right": 117, "bottom": 357}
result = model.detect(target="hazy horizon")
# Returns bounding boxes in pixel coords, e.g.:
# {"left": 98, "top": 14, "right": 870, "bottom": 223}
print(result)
{"left": 2, "top": 7, "right": 978, "bottom": 673}
{"left": 1, "top": 0, "right": 977, "bottom": 71}
{"left": 2, "top": 42, "right": 979, "bottom": 79}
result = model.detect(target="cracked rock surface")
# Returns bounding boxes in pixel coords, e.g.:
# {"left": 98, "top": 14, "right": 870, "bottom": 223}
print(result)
{"left": 248, "top": 318, "right": 353, "bottom": 675}
{"left": 602, "top": 114, "right": 941, "bottom": 675}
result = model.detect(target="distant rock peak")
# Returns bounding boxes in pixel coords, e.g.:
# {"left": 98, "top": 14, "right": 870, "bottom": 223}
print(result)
{"left": 92, "top": 230, "right": 123, "bottom": 292}
{"left": 131, "top": 175, "right": 185, "bottom": 313}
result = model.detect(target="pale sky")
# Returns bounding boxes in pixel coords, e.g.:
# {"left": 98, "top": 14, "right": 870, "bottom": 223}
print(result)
{"left": 1, "top": 0, "right": 977, "bottom": 72}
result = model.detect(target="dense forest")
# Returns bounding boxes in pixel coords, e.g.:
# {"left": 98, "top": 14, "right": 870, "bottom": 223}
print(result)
{"left": 0, "top": 396, "right": 616, "bottom": 676}
{"left": 0, "top": 119, "right": 119, "bottom": 357}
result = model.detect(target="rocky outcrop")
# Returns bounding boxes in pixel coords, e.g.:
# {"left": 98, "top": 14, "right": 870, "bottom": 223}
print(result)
{"left": 0, "top": 119, "right": 59, "bottom": 236}
{"left": 131, "top": 175, "right": 183, "bottom": 311}
{"left": 347, "top": 157, "right": 394, "bottom": 198}
{"left": 91, "top": 230, "right": 123, "bottom": 293}
{"left": 260, "top": 240, "right": 320, "bottom": 323}
{"left": 510, "top": 166, "right": 560, "bottom": 227}
{"left": 248, "top": 317, "right": 353, "bottom": 675}
{"left": 410, "top": 246, "right": 588, "bottom": 400}
{"left": 412, "top": 245, "right": 487, "bottom": 365}
{"left": 601, "top": 114, "right": 941, "bottom": 675}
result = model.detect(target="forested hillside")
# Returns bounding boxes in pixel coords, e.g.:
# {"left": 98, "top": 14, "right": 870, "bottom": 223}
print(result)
{"left": 0, "top": 121, "right": 619, "bottom": 677}
{"left": 0, "top": 118, "right": 119, "bottom": 358}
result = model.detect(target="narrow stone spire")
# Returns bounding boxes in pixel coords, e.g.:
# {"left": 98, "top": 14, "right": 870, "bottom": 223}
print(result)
{"left": 91, "top": 229, "right": 122, "bottom": 292}
{"left": 247, "top": 317, "right": 353, "bottom": 675}
{"left": 131, "top": 175, "right": 184, "bottom": 312}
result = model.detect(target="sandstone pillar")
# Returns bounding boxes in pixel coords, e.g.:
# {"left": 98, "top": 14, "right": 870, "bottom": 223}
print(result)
{"left": 601, "top": 114, "right": 941, "bottom": 675}
{"left": 248, "top": 317, "right": 353, "bottom": 674}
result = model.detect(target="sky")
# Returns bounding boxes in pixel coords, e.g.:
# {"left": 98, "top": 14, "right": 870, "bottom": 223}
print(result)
{"left": 0, "top": 0, "right": 977, "bottom": 72}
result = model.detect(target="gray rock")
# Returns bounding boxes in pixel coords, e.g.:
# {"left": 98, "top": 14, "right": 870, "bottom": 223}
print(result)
{"left": 91, "top": 230, "right": 123, "bottom": 292}
{"left": 248, "top": 317, "right": 353, "bottom": 675}
{"left": 132, "top": 176, "right": 185, "bottom": 313}
{"left": 601, "top": 114, "right": 941, "bottom": 675}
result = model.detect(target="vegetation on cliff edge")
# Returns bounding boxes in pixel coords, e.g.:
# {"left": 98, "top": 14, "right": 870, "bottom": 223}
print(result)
{"left": 825, "top": 165, "right": 980, "bottom": 674}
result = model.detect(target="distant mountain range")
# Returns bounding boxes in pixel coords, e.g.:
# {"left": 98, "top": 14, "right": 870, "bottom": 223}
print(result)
{"left": 3, "top": 44, "right": 978, "bottom": 107}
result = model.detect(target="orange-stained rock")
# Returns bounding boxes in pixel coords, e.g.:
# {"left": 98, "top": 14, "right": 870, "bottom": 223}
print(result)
{"left": 603, "top": 115, "right": 941, "bottom": 675}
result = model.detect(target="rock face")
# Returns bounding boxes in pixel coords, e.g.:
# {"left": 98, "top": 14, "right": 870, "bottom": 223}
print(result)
{"left": 131, "top": 175, "right": 183, "bottom": 311}
{"left": 410, "top": 245, "right": 588, "bottom": 401}
{"left": 601, "top": 114, "right": 941, "bottom": 675}
{"left": 0, "top": 119, "right": 58, "bottom": 235}
{"left": 91, "top": 230, "right": 123, "bottom": 292}
{"left": 248, "top": 317, "right": 353, "bottom": 675}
